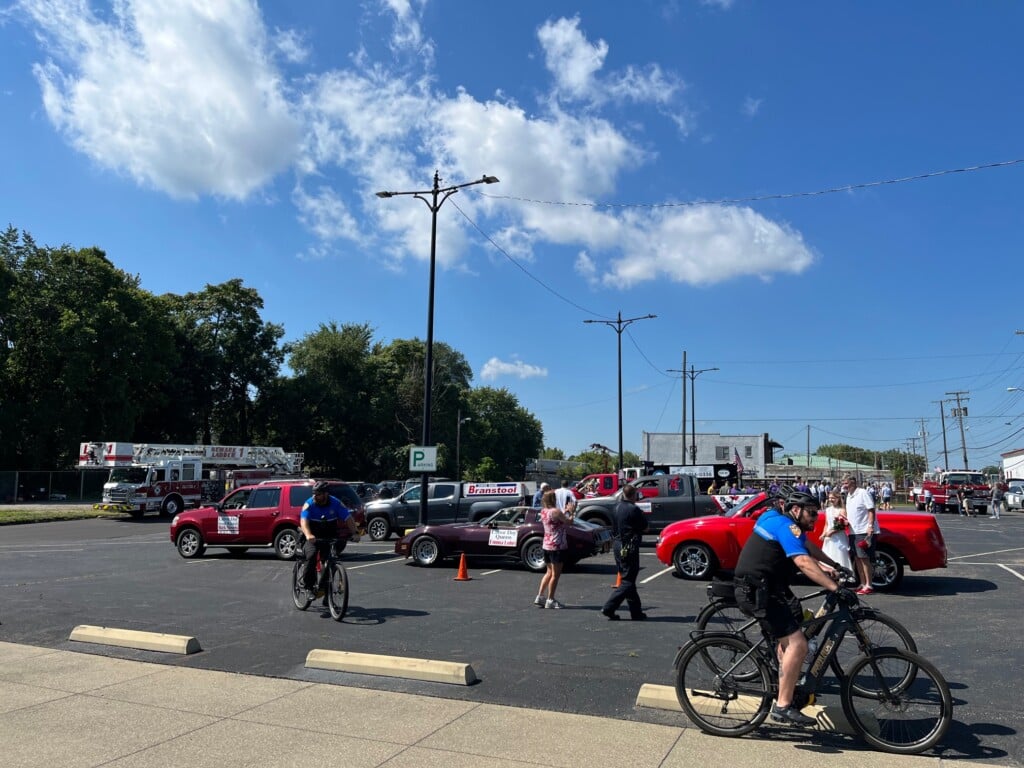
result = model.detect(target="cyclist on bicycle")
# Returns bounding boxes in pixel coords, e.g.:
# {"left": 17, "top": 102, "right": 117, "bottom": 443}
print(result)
{"left": 298, "top": 481, "right": 360, "bottom": 598}
{"left": 734, "top": 489, "right": 854, "bottom": 726}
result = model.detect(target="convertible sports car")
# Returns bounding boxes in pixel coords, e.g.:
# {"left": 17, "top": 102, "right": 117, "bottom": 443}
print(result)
{"left": 655, "top": 492, "right": 948, "bottom": 590}
{"left": 395, "top": 506, "right": 612, "bottom": 572}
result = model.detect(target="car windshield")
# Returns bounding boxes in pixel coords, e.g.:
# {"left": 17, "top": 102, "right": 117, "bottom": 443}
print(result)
{"left": 946, "top": 473, "right": 985, "bottom": 485}
{"left": 481, "top": 507, "right": 526, "bottom": 526}
{"left": 109, "top": 467, "right": 148, "bottom": 484}
{"left": 724, "top": 493, "right": 768, "bottom": 518}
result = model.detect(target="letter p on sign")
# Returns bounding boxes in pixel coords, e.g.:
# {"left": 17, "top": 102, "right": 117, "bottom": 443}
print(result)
{"left": 410, "top": 446, "right": 438, "bottom": 472}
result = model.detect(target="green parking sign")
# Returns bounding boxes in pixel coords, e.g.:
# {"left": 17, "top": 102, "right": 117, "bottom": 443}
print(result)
{"left": 410, "top": 446, "right": 438, "bottom": 472}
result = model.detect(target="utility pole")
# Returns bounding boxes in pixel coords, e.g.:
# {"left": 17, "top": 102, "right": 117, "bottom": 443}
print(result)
{"left": 681, "top": 351, "right": 687, "bottom": 467}
{"left": 945, "top": 390, "right": 970, "bottom": 468}
{"left": 931, "top": 399, "right": 952, "bottom": 471}
{"left": 917, "top": 417, "right": 929, "bottom": 472}
{"left": 585, "top": 312, "right": 657, "bottom": 472}
{"left": 670, "top": 363, "right": 719, "bottom": 465}
{"left": 806, "top": 425, "right": 811, "bottom": 468}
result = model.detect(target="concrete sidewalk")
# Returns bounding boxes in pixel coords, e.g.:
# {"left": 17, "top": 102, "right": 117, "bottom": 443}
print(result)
{"left": 0, "top": 641, "right": 953, "bottom": 768}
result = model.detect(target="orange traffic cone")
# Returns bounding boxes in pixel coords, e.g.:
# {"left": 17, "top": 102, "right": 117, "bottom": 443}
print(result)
{"left": 454, "top": 553, "right": 472, "bottom": 581}
{"left": 611, "top": 570, "right": 622, "bottom": 588}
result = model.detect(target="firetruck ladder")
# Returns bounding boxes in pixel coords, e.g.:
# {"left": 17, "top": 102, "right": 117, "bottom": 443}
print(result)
{"left": 127, "top": 444, "right": 303, "bottom": 474}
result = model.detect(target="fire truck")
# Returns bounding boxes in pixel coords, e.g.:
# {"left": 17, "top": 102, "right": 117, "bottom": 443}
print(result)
{"left": 78, "top": 442, "right": 304, "bottom": 518}
{"left": 913, "top": 469, "right": 991, "bottom": 514}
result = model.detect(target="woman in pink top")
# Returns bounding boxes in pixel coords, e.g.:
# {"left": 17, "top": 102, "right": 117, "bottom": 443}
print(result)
{"left": 533, "top": 489, "right": 573, "bottom": 609}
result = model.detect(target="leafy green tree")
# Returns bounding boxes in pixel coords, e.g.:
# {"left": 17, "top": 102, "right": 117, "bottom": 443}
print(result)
{"left": 540, "top": 446, "right": 565, "bottom": 460}
{"left": 457, "top": 387, "right": 543, "bottom": 479}
{"left": 164, "top": 279, "right": 284, "bottom": 445}
{"left": 0, "top": 229, "right": 175, "bottom": 467}
{"left": 465, "top": 456, "right": 501, "bottom": 482}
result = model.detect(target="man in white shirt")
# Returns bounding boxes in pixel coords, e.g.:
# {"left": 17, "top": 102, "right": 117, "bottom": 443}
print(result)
{"left": 841, "top": 474, "right": 879, "bottom": 594}
{"left": 555, "top": 479, "right": 577, "bottom": 513}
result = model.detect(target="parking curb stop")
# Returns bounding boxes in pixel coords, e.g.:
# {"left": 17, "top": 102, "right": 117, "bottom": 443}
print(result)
{"left": 69, "top": 625, "right": 201, "bottom": 655}
{"left": 635, "top": 683, "right": 856, "bottom": 735}
{"left": 306, "top": 648, "right": 477, "bottom": 685}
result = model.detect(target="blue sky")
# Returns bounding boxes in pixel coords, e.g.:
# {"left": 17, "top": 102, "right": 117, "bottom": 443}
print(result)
{"left": 2, "top": 1, "right": 1023, "bottom": 471}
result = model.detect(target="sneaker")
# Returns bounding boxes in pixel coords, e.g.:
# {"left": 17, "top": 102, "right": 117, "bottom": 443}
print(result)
{"left": 630, "top": 612, "right": 648, "bottom": 621}
{"left": 545, "top": 599, "right": 564, "bottom": 609}
{"left": 771, "top": 704, "right": 817, "bottom": 727}
{"left": 533, "top": 595, "right": 546, "bottom": 607}
{"left": 601, "top": 608, "right": 621, "bottom": 621}
{"left": 855, "top": 586, "right": 874, "bottom": 595}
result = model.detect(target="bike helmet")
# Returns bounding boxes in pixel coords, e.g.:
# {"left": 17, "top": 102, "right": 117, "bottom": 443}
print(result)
{"left": 312, "top": 480, "right": 331, "bottom": 495}
{"left": 773, "top": 483, "right": 795, "bottom": 499}
{"left": 785, "top": 490, "right": 820, "bottom": 510}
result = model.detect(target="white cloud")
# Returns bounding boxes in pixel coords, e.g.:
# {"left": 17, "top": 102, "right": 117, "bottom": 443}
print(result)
{"left": 21, "top": 0, "right": 300, "bottom": 200}
{"left": 480, "top": 357, "right": 548, "bottom": 381}
{"left": 537, "top": 16, "right": 684, "bottom": 108}
{"left": 742, "top": 96, "right": 763, "bottom": 117}
{"left": 15, "top": 2, "right": 815, "bottom": 286}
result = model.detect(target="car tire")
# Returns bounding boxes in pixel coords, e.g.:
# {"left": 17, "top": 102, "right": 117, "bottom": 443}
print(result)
{"left": 175, "top": 527, "right": 205, "bottom": 559}
{"left": 520, "top": 538, "right": 545, "bottom": 572}
{"left": 273, "top": 527, "right": 300, "bottom": 560}
{"left": 410, "top": 535, "right": 441, "bottom": 567}
{"left": 366, "top": 516, "right": 392, "bottom": 541}
{"left": 579, "top": 512, "right": 610, "bottom": 528}
{"left": 871, "top": 546, "right": 904, "bottom": 590}
{"left": 160, "top": 495, "right": 184, "bottom": 518}
{"left": 672, "top": 542, "right": 716, "bottom": 580}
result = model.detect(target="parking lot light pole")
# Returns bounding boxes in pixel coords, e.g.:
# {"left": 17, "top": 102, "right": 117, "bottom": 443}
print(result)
{"left": 584, "top": 312, "right": 656, "bottom": 473}
{"left": 376, "top": 172, "right": 499, "bottom": 525}
{"left": 456, "top": 410, "right": 471, "bottom": 482}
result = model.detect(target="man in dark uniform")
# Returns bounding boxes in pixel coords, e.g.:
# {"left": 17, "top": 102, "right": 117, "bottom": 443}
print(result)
{"left": 601, "top": 484, "right": 648, "bottom": 620}
{"left": 734, "top": 490, "right": 852, "bottom": 726}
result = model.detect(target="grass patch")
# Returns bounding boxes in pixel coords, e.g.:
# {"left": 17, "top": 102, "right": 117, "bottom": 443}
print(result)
{"left": 0, "top": 508, "right": 126, "bottom": 525}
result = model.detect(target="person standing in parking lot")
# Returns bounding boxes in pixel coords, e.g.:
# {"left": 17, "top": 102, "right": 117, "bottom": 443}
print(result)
{"left": 990, "top": 483, "right": 1003, "bottom": 519}
{"left": 555, "top": 479, "right": 576, "bottom": 513}
{"left": 532, "top": 482, "right": 550, "bottom": 508}
{"left": 602, "top": 484, "right": 648, "bottom": 620}
{"left": 841, "top": 475, "right": 878, "bottom": 595}
{"left": 535, "top": 490, "right": 572, "bottom": 609}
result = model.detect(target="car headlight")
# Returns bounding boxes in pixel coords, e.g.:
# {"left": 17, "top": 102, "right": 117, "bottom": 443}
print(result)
{"left": 172, "top": 515, "right": 179, "bottom": 525}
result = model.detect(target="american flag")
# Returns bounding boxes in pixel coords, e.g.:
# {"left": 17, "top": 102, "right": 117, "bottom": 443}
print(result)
{"left": 734, "top": 448, "right": 744, "bottom": 474}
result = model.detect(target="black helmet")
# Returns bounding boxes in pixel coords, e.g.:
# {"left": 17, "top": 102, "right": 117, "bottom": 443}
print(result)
{"left": 312, "top": 480, "right": 330, "bottom": 495}
{"left": 785, "top": 490, "right": 820, "bottom": 510}
{"left": 774, "top": 483, "right": 795, "bottom": 499}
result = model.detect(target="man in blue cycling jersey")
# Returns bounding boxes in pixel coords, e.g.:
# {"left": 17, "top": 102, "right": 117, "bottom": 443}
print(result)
{"left": 734, "top": 490, "right": 853, "bottom": 727}
{"left": 298, "top": 481, "right": 360, "bottom": 597}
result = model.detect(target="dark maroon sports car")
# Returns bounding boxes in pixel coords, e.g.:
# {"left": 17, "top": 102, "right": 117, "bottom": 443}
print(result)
{"left": 395, "top": 506, "right": 612, "bottom": 572}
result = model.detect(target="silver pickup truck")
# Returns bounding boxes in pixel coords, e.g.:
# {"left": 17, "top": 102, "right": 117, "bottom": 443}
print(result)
{"left": 363, "top": 481, "right": 530, "bottom": 540}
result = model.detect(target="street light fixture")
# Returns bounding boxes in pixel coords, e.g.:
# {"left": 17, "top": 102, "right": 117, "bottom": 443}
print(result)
{"left": 376, "top": 171, "right": 499, "bottom": 525}
{"left": 456, "top": 410, "right": 471, "bottom": 482}
{"left": 584, "top": 312, "right": 656, "bottom": 473}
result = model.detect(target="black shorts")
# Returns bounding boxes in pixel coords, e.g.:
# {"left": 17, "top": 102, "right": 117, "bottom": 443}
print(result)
{"left": 737, "top": 582, "right": 801, "bottom": 640}
{"left": 543, "top": 549, "right": 565, "bottom": 565}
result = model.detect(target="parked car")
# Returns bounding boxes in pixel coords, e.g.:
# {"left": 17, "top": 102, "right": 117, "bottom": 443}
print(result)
{"left": 1005, "top": 483, "right": 1024, "bottom": 511}
{"left": 170, "top": 479, "right": 366, "bottom": 560}
{"left": 395, "top": 505, "right": 612, "bottom": 572}
{"left": 654, "top": 492, "right": 947, "bottom": 590}
{"left": 346, "top": 481, "right": 380, "bottom": 502}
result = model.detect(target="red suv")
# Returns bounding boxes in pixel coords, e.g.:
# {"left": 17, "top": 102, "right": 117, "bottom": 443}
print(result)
{"left": 170, "top": 479, "right": 365, "bottom": 560}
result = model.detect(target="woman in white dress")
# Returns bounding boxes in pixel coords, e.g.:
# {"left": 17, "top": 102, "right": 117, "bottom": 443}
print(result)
{"left": 821, "top": 490, "right": 852, "bottom": 571}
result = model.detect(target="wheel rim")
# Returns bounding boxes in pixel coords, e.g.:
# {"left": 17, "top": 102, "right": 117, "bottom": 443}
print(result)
{"left": 523, "top": 541, "right": 545, "bottom": 571}
{"left": 367, "top": 517, "right": 389, "bottom": 540}
{"left": 166, "top": 499, "right": 180, "bottom": 515}
{"left": 178, "top": 530, "right": 200, "bottom": 557}
{"left": 411, "top": 537, "right": 439, "bottom": 565}
{"left": 872, "top": 551, "right": 899, "bottom": 587}
{"left": 277, "top": 531, "right": 298, "bottom": 558}
{"left": 675, "top": 544, "right": 711, "bottom": 578}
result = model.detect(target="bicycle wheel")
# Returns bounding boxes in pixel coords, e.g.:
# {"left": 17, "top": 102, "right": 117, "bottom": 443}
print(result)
{"left": 830, "top": 609, "right": 918, "bottom": 694}
{"left": 291, "top": 560, "right": 312, "bottom": 610}
{"left": 327, "top": 563, "right": 349, "bottom": 621}
{"left": 696, "top": 599, "right": 754, "bottom": 639}
{"left": 675, "top": 635, "right": 772, "bottom": 736}
{"left": 840, "top": 648, "right": 952, "bottom": 755}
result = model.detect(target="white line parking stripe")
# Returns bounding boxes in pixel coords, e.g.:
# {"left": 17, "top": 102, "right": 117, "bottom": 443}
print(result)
{"left": 640, "top": 566, "right": 675, "bottom": 584}
{"left": 480, "top": 569, "right": 503, "bottom": 576}
{"left": 948, "top": 547, "right": 1024, "bottom": 560}
{"left": 346, "top": 557, "right": 405, "bottom": 570}
{"left": 997, "top": 564, "right": 1024, "bottom": 581}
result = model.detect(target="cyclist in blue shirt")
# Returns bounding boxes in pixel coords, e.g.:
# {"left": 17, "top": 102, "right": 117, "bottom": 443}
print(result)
{"left": 735, "top": 490, "right": 853, "bottom": 726}
{"left": 298, "top": 481, "right": 360, "bottom": 597}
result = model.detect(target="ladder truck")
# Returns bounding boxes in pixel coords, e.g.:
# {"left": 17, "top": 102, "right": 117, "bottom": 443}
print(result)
{"left": 78, "top": 441, "right": 304, "bottom": 518}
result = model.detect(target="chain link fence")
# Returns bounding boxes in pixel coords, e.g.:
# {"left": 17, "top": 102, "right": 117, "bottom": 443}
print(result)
{"left": 0, "top": 470, "right": 108, "bottom": 503}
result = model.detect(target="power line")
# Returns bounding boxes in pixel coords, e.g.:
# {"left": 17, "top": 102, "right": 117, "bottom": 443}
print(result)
{"left": 481, "top": 158, "right": 1024, "bottom": 209}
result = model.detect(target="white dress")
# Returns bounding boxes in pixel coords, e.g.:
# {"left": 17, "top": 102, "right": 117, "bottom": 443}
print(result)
{"left": 821, "top": 504, "right": 852, "bottom": 571}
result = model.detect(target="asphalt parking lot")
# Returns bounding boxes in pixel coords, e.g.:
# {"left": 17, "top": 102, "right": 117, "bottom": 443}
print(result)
{"left": 1, "top": 508, "right": 1022, "bottom": 765}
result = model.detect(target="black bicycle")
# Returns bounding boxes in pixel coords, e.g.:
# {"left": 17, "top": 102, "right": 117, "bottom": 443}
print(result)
{"left": 291, "top": 537, "right": 349, "bottom": 621}
{"left": 696, "top": 577, "right": 917, "bottom": 694}
{"left": 674, "top": 590, "right": 952, "bottom": 754}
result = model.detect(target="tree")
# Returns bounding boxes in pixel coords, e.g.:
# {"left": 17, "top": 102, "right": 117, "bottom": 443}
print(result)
{"left": 540, "top": 446, "right": 565, "bottom": 460}
{"left": 0, "top": 229, "right": 175, "bottom": 467}
{"left": 164, "top": 279, "right": 284, "bottom": 445}
{"left": 456, "top": 387, "right": 543, "bottom": 480}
